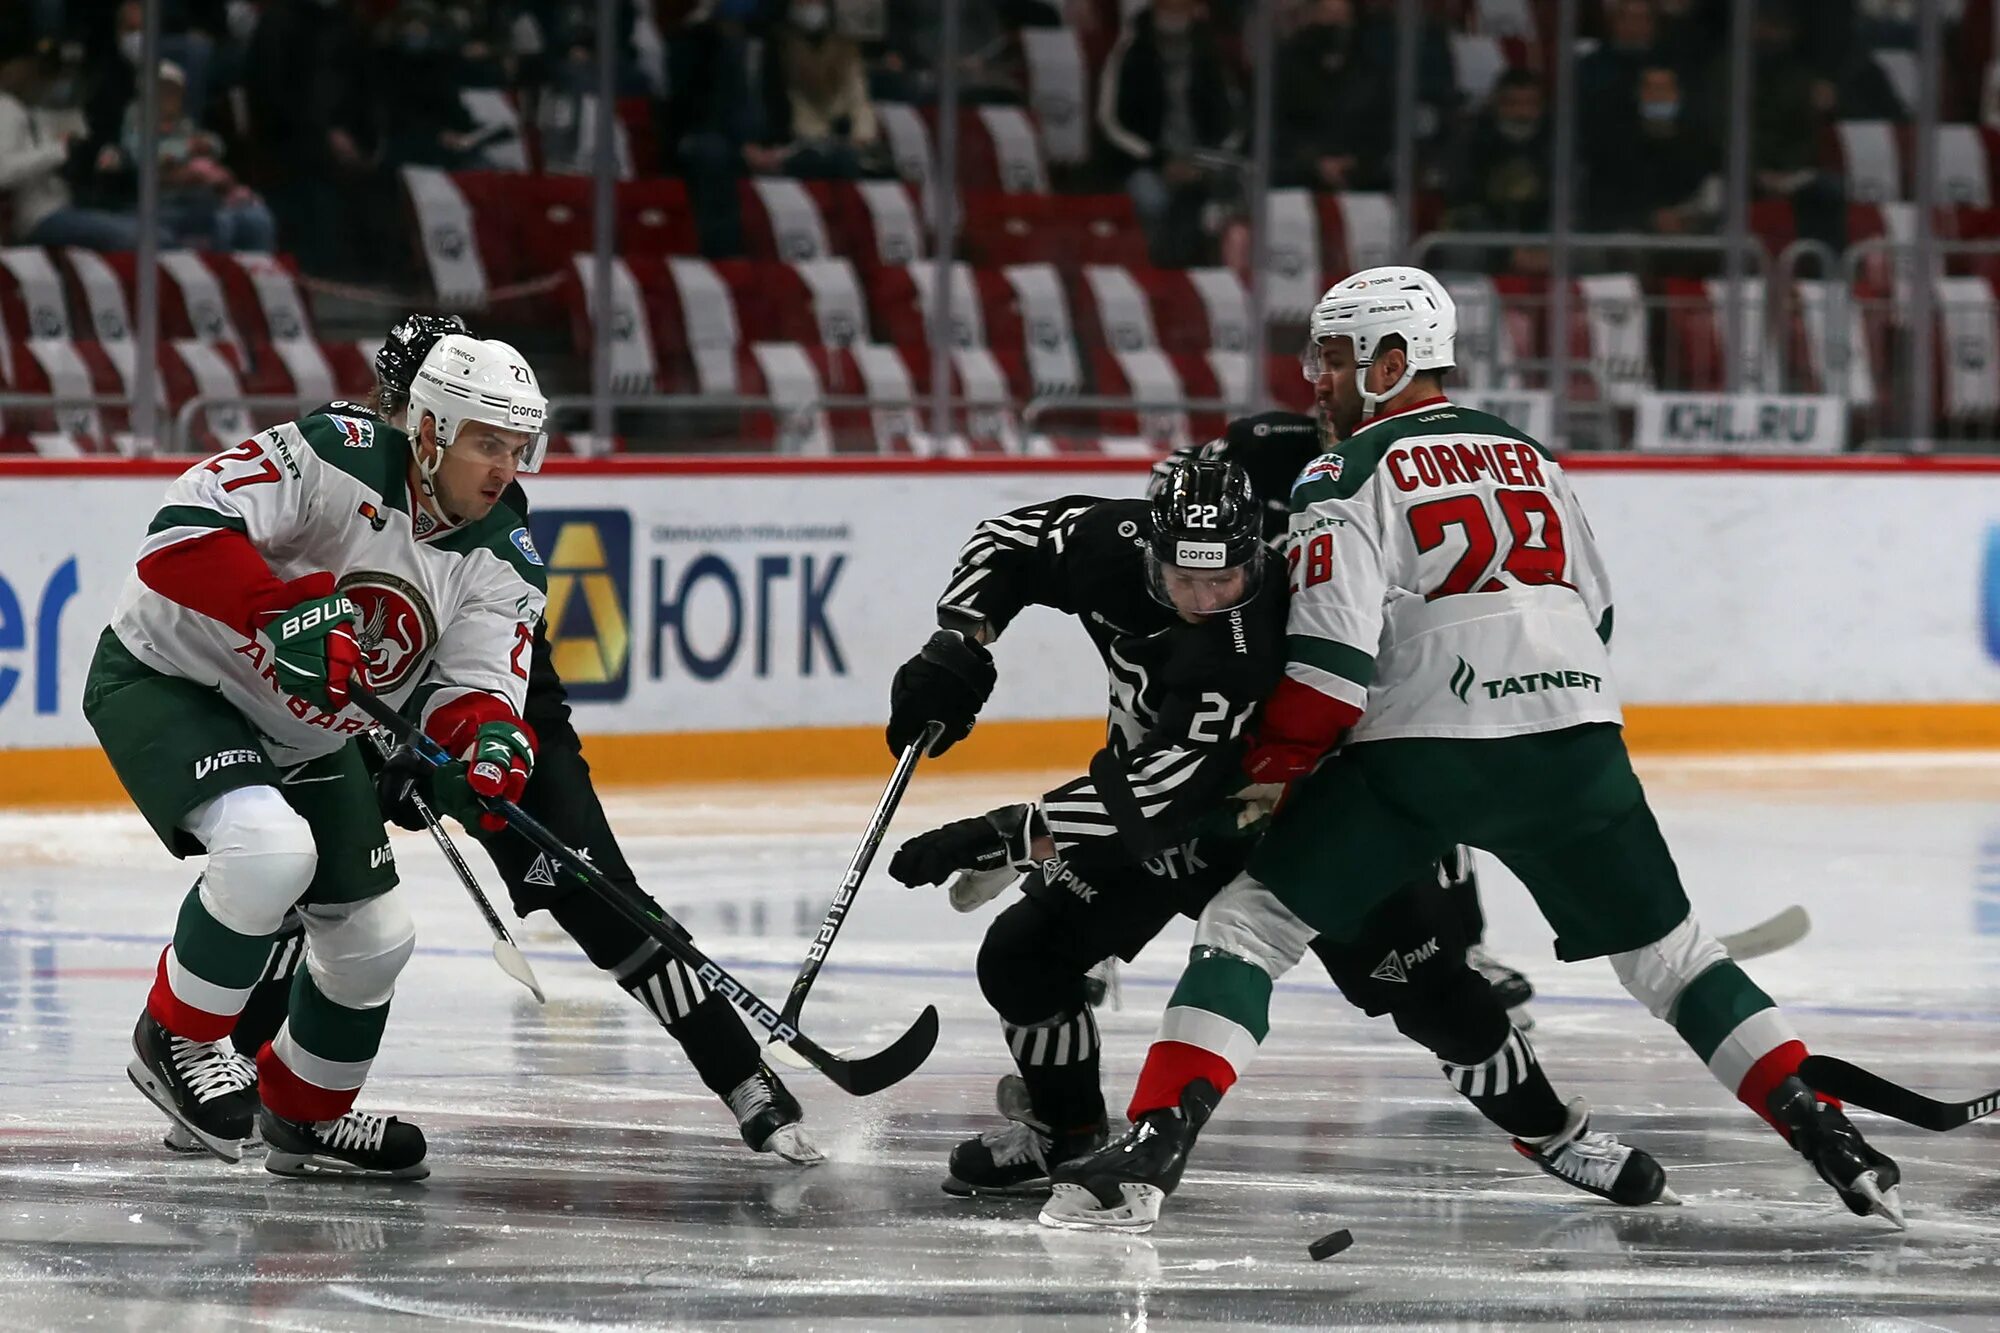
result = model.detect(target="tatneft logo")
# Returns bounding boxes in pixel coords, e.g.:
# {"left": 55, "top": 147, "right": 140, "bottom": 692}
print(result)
{"left": 529, "top": 509, "right": 632, "bottom": 702}
{"left": 1451, "top": 657, "right": 1604, "bottom": 703}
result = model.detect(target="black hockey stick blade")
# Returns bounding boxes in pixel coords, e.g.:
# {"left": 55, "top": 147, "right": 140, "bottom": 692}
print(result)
{"left": 1799, "top": 1054, "right": 2000, "bottom": 1132}
{"left": 349, "top": 688, "right": 938, "bottom": 1095}
{"left": 802, "top": 1003, "right": 941, "bottom": 1096}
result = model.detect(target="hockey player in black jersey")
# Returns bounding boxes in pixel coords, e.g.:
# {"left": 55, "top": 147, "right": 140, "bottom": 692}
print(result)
{"left": 166, "top": 314, "right": 818, "bottom": 1165}
{"left": 885, "top": 449, "right": 1669, "bottom": 1206}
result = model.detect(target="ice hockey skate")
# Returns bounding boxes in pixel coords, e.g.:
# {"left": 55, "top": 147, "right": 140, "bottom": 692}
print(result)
{"left": 944, "top": 1075, "right": 1108, "bottom": 1197}
{"left": 127, "top": 1014, "right": 259, "bottom": 1163}
{"left": 1038, "top": 1079, "right": 1220, "bottom": 1233}
{"left": 728, "top": 1066, "right": 824, "bottom": 1165}
{"left": 1766, "top": 1076, "right": 1906, "bottom": 1227}
{"left": 259, "top": 1106, "right": 430, "bottom": 1180}
{"left": 1513, "top": 1098, "right": 1678, "bottom": 1206}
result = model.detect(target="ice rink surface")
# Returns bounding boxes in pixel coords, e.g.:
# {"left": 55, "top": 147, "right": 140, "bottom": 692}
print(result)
{"left": 3, "top": 753, "right": 2000, "bottom": 1331}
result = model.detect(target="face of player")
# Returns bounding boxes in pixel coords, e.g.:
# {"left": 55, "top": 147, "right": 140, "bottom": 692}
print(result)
{"left": 1157, "top": 562, "right": 1254, "bottom": 621}
{"left": 419, "top": 416, "right": 527, "bottom": 523}
{"left": 1312, "top": 335, "right": 1407, "bottom": 440}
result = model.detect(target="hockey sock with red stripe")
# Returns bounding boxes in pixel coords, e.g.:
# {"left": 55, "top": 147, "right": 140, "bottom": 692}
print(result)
{"left": 147, "top": 881, "right": 279, "bottom": 1042}
{"left": 1668, "top": 960, "right": 1835, "bottom": 1134}
{"left": 1127, "top": 947, "right": 1271, "bottom": 1120}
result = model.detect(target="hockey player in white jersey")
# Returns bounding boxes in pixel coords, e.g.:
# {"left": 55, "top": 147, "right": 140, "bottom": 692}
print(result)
{"left": 1043, "top": 266, "right": 1904, "bottom": 1233}
{"left": 84, "top": 334, "right": 551, "bottom": 1178}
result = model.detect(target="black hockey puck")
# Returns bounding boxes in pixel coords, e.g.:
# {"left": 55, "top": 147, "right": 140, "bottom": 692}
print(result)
{"left": 1308, "top": 1228, "right": 1353, "bottom": 1261}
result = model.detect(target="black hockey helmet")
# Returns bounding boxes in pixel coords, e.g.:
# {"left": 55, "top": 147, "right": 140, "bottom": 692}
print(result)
{"left": 1145, "top": 456, "right": 1266, "bottom": 616}
{"left": 374, "top": 312, "right": 468, "bottom": 412}
{"left": 1146, "top": 410, "right": 1323, "bottom": 545}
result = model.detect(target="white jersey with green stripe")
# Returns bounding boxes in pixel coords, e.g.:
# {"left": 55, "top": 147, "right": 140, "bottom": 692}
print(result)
{"left": 1284, "top": 397, "right": 1619, "bottom": 742}
{"left": 110, "top": 408, "right": 548, "bottom": 766}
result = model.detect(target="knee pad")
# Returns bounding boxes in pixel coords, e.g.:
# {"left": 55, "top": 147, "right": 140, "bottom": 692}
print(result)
{"left": 1191, "top": 873, "right": 1318, "bottom": 980}
{"left": 977, "top": 898, "right": 1083, "bottom": 1025}
{"left": 184, "top": 786, "right": 317, "bottom": 936}
{"left": 1389, "top": 965, "right": 1508, "bottom": 1066}
{"left": 1610, "top": 913, "right": 1727, "bottom": 1021}
{"left": 300, "top": 891, "right": 417, "bottom": 1009}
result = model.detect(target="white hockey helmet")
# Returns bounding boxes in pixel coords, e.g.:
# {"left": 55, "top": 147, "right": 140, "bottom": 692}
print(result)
{"left": 407, "top": 333, "right": 550, "bottom": 475}
{"left": 1301, "top": 266, "right": 1457, "bottom": 417}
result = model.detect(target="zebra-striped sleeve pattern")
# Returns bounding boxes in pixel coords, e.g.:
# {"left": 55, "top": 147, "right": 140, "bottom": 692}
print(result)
{"left": 936, "top": 500, "right": 1097, "bottom": 634}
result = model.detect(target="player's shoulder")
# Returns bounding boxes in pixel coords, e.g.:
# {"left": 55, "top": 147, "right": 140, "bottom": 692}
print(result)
{"left": 1057, "top": 497, "right": 1153, "bottom": 566}
{"left": 437, "top": 500, "right": 549, "bottom": 592}
{"left": 289, "top": 405, "right": 413, "bottom": 496}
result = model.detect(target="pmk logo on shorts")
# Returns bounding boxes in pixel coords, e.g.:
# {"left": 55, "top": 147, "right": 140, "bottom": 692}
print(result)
{"left": 194, "top": 747, "right": 262, "bottom": 781}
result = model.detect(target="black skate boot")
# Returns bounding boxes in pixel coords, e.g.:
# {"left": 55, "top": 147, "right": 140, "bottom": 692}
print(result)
{"left": 127, "top": 1013, "right": 259, "bottom": 1163}
{"left": 259, "top": 1106, "right": 429, "bottom": 1180}
{"left": 727, "top": 1065, "right": 824, "bottom": 1165}
{"left": 1467, "top": 945, "right": 1535, "bottom": 1028}
{"left": 1038, "top": 1078, "right": 1221, "bottom": 1233}
{"left": 1766, "top": 1075, "right": 1905, "bottom": 1227}
{"left": 944, "top": 1075, "right": 1108, "bottom": 1198}
{"left": 1514, "top": 1097, "right": 1678, "bottom": 1206}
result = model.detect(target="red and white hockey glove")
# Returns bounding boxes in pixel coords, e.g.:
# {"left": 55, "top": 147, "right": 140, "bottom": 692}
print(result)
{"left": 425, "top": 698, "right": 537, "bottom": 833}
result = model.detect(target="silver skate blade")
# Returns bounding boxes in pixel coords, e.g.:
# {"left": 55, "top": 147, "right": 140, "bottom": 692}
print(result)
{"left": 757, "top": 1123, "right": 827, "bottom": 1166}
{"left": 264, "top": 1151, "right": 430, "bottom": 1181}
{"left": 493, "top": 939, "right": 546, "bottom": 1003}
{"left": 126, "top": 1062, "right": 243, "bottom": 1164}
{"left": 1655, "top": 1184, "right": 1683, "bottom": 1206}
{"left": 1854, "top": 1172, "right": 1907, "bottom": 1229}
{"left": 1037, "top": 1182, "right": 1163, "bottom": 1233}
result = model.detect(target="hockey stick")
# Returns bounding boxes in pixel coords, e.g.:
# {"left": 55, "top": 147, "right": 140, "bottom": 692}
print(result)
{"left": 350, "top": 688, "right": 938, "bottom": 1096}
{"left": 1717, "top": 905, "right": 1811, "bottom": 961}
{"left": 1799, "top": 1054, "right": 2000, "bottom": 1132}
{"left": 767, "top": 721, "right": 940, "bottom": 1070}
{"left": 368, "top": 733, "right": 545, "bottom": 1003}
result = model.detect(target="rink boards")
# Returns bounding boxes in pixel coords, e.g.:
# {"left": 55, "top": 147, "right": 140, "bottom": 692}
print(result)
{"left": 0, "top": 454, "right": 1997, "bottom": 802}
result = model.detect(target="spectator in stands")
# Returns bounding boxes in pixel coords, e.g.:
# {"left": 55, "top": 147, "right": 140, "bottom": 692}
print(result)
{"left": 1711, "top": 0, "right": 1845, "bottom": 253}
{"left": 380, "top": 2, "right": 487, "bottom": 170}
{"left": 770, "top": 0, "right": 884, "bottom": 178}
{"left": 1098, "top": 0, "right": 1244, "bottom": 268}
{"left": 120, "top": 60, "right": 276, "bottom": 251}
{"left": 1579, "top": 0, "right": 1659, "bottom": 129}
{"left": 1442, "top": 67, "right": 1553, "bottom": 262}
{"left": 1586, "top": 65, "right": 1720, "bottom": 235}
{"left": 0, "top": 24, "right": 149, "bottom": 250}
{"left": 668, "top": 0, "right": 773, "bottom": 257}
{"left": 244, "top": 0, "right": 379, "bottom": 275}
{"left": 1274, "top": 0, "right": 1382, "bottom": 191}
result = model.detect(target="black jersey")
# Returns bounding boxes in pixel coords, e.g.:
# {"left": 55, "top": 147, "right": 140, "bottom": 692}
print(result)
{"left": 935, "top": 495, "right": 1287, "bottom": 863}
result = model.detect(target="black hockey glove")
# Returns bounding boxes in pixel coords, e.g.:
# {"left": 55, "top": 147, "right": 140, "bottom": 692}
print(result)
{"left": 373, "top": 744, "right": 434, "bottom": 833}
{"left": 885, "top": 628, "right": 997, "bottom": 758}
{"left": 890, "top": 802, "right": 1044, "bottom": 887}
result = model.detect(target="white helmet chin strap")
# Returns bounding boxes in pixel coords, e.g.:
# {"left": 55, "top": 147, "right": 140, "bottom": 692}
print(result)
{"left": 415, "top": 410, "right": 450, "bottom": 501}
{"left": 1355, "top": 357, "right": 1419, "bottom": 419}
